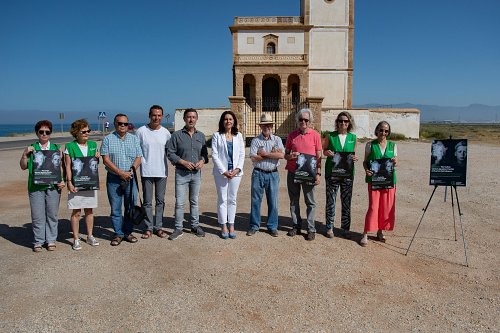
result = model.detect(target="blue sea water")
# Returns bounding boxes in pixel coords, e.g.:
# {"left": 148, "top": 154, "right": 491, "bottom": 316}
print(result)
{"left": 0, "top": 123, "right": 101, "bottom": 137}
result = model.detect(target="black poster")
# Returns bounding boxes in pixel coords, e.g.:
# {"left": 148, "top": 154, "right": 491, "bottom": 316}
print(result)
{"left": 370, "top": 158, "right": 394, "bottom": 190}
{"left": 72, "top": 156, "right": 100, "bottom": 190}
{"left": 294, "top": 153, "right": 317, "bottom": 184}
{"left": 32, "top": 150, "right": 62, "bottom": 185}
{"left": 330, "top": 152, "right": 355, "bottom": 179}
{"left": 429, "top": 139, "right": 467, "bottom": 186}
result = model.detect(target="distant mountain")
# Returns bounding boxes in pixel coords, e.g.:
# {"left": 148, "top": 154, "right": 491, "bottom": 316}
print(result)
{"left": 353, "top": 103, "right": 500, "bottom": 123}
{"left": 0, "top": 109, "right": 175, "bottom": 127}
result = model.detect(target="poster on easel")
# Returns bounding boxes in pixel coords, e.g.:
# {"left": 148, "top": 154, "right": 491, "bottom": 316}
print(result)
{"left": 32, "top": 150, "right": 62, "bottom": 185}
{"left": 71, "top": 156, "right": 100, "bottom": 190}
{"left": 370, "top": 158, "right": 394, "bottom": 190}
{"left": 330, "top": 152, "right": 355, "bottom": 179}
{"left": 429, "top": 139, "right": 467, "bottom": 186}
{"left": 294, "top": 153, "right": 317, "bottom": 185}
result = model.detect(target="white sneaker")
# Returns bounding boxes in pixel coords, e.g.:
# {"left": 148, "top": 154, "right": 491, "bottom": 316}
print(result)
{"left": 360, "top": 234, "right": 368, "bottom": 247}
{"left": 86, "top": 235, "right": 100, "bottom": 246}
{"left": 72, "top": 239, "right": 82, "bottom": 251}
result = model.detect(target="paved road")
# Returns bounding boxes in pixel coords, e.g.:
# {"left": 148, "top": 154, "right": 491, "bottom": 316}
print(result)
{"left": 0, "top": 134, "right": 103, "bottom": 151}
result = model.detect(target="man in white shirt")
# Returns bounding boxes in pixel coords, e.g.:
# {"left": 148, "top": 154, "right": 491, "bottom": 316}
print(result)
{"left": 136, "top": 105, "right": 171, "bottom": 239}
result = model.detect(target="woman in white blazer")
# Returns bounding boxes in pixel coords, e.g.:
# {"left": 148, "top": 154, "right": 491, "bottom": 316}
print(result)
{"left": 212, "top": 111, "right": 245, "bottom": 239}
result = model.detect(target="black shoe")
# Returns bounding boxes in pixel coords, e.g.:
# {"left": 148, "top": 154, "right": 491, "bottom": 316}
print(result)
{"left": 307, "top": 231, "right": 316, "bottom": 241}
{"left": 269, "top": 229, "right": 278, "bottom": 237}
{"left": 246, "top": 229, "right": 257, "bottom": 236}
{"left": 191, "top": 226, "right": 205, "bottom": 237}
{"left": 168, "top": 229, "right": 183, "bottom": 240}
{"left": 287, "top": 228, "right": 300, "bottom": 237}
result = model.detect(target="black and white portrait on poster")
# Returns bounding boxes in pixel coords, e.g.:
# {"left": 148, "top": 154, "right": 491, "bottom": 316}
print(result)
{"left": 294, "top": 153, "right": 317, "bottom": 184}
{"left": 32, "top": 150, "right": 62, "bottom": 185}
{"left": 72, "top": 156, "right": 100, "bottom": 190}
{"left": 330, "top": 152, "right": 355, "bottom": 179}
{"left": 370, "top": 158, "right": 394, "bottom": 190}
{"left": 429, "top": 139, "right": 467, "bottom": 186}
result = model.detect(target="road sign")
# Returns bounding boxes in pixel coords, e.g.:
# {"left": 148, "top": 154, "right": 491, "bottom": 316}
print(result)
{"left": 98, "top": 112, "right": 107, "bottom": 118}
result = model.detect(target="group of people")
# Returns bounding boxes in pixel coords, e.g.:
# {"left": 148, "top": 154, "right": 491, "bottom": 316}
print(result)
{"left": 20, "top": 106, "right": 398, "bottom": 252}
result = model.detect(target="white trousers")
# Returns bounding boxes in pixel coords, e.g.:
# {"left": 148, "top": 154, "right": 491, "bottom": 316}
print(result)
{"left": 214, "top": 173, "right": 242, "bottom": 225}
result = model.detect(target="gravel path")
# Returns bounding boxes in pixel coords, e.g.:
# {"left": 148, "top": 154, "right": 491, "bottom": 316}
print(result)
{"left": 0, "top": 141, "right": 498, "bottom": 332}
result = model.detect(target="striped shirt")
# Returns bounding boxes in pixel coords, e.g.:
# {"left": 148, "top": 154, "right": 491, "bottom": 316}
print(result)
{"left": 250, "top": 133, "right": 284, "bottom": 171}
{"left": 100, "top": 131, "right": 143, "bottom": 174}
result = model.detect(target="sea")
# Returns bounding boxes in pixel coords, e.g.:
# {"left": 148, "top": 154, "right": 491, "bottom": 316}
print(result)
{"left": 0, "top": 123, "right": 102, "bottom": 137}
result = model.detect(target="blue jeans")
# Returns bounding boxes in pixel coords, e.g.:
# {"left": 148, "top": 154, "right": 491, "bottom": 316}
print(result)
{"left": 106, "top": 172, "right": 137, "bottom": 237}
{"left": 287, "top": 172, "right": 316, "bottom": 232}
{"left": 174, "top": 169, "right": 201, "bottom": 230}
{"left": 249, "top": 169, "right": 279, "bottom": 231}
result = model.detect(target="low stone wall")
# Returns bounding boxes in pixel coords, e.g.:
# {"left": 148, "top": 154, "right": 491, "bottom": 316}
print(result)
{"left": 322, "top": 108, "right": 420, "bottom": 139}
{"left": 175, "top": 107, "right": 420, "bottom": 140}
{"left": 174, "top": 108, "right": 229, "bottom": 137}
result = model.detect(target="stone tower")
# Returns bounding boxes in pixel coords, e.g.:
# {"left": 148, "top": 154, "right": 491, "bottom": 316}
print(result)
{"left": 301, "top": 0, "right": 354, "bottom": 109}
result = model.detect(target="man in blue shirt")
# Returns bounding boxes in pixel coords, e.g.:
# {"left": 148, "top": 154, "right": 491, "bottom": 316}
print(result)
{"left": 101, "top": 113, "right": 143, "bottom": 246}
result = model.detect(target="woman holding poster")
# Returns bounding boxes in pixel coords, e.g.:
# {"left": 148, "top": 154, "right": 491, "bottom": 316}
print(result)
{"left": 323, "top": 111, "right": 358, "bottom": 239}
{"left": 64, "top": 119, "right": 100, "bottom": 250}
{"left": 361, "top": 121, "right": 398, "bottom": 247}
{"left": 19, "top": 120, "right": 65, "bottom": 252}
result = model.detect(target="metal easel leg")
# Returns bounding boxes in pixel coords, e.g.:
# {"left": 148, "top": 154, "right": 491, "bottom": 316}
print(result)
{"left": 453, "top": 185, "right": 469, "bottom": 267}
{"left": 450, "top": 185, "right": 458, "bottom": 241}
{"left": 405, "top": 185, "right": 438, "bottom": 256}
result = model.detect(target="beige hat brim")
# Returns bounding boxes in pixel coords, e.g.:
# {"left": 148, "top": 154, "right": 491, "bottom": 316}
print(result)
{"left": 258, "top": 121, "right": 274, "bottom": 125}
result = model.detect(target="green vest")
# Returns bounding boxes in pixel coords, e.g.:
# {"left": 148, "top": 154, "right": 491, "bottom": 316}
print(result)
{"left": 325, "top": 131, "right": 357, "bottom": 177}
{"left": 365, "top": 140, "right": 397, "bottom": 184}
{"left": 27, "top": 142, "right": 61, "bottom": 192}
{"left": 65, "top": 140, "right": 97, "bottom": 158}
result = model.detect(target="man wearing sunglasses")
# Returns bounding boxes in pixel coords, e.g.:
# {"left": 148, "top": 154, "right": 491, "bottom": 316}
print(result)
{"left": 100, "top": 113, "right": 143, "bottom": 246}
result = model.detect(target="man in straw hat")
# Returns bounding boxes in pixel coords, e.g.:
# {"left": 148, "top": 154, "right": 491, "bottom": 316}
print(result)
{"left": 246, "top": 113, "right": 285, "bottom": 237}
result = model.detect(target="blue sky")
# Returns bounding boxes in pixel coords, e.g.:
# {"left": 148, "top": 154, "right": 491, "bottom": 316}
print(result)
{"left": 1, "top": 0, "right": 499, "bottom": 120}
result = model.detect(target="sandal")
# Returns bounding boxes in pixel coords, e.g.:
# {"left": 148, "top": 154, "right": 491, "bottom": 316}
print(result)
{"left": 141, "top": 230, "right": 152, "bottom": 239}
{"left": 376, "top": 231, "right": 386, "bottom": 243}
{"left": 110, "top": 236, "right": 123, "bottom": 246}
{"left": 33, "top": 245, "right": 43, "bottom": 253}
{"left": 47, "top": 243, "right": 56, "bottom": 251}
{"left": 154, "top": 229, "right": 167, "bottom": 238}
{"left": 124, "top": 234, "right": 138, "bottom": 243}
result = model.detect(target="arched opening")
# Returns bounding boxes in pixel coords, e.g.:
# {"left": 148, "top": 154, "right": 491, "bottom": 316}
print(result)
{"left": 262, "top": 76, "right": 280, "bottom": 111}
{"left": 287, "top": 74, "right": 301, "bottom": 106}
{"left": 243, "top": 74, "right": 256, "bottom": 108}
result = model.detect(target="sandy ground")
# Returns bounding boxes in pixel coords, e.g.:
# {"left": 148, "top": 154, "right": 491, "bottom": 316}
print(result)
{"left": 0, "top": 141, "right": 498, "bottom": 332}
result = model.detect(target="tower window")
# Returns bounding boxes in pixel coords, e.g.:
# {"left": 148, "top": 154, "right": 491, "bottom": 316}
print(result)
{"left": 266, "top": 42, "right": 276, "bottom": 54}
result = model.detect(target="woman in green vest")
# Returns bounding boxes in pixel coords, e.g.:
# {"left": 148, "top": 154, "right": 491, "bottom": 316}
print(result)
{"left": 19, "top": 120, "right": 65, "bottom": 252}
{"left": 360, "top": 121, "right": 398, "bottom": 247}
{"left": 323, "top": 111, "right": 358, "bottom": 239}
{"left": 64, "top": 119, "right": 100, "bottom": 251}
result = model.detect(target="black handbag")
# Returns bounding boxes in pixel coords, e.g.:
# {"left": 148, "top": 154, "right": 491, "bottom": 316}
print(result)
{"left": 129, "top": 166, "right": 147, "bottom": 226}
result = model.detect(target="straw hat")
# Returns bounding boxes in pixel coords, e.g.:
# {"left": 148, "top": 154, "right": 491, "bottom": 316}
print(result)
{"left": 258, "top": 113, "right": 274, "bottom": 125}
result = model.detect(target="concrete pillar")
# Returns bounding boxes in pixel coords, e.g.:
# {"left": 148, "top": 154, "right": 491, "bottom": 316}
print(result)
{"left": 306, "top": 96, "right": 324, "bottom": 132}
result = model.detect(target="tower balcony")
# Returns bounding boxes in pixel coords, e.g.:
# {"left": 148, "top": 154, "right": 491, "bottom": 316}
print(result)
{"left": 234, "top": 54, "right": 308, "bottom": 65}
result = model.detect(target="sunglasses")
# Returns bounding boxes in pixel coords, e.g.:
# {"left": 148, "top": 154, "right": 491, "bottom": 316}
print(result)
{"left": 117, "top": 122, "right": 129, "bottom": 127}
{"left": 299, "top": 118, "right": 310, "bottom": 123}
{"left": 337, "top": 119, "right": 350, "bottom": 124}
{"left": 378, "top": 129, "right": 389, "bottom": 134}
{"left": 80, "top": 129, "right": 91, "bottom": 134}
{"left": 38, "top": 130, "right": 51, "bottom": 135}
